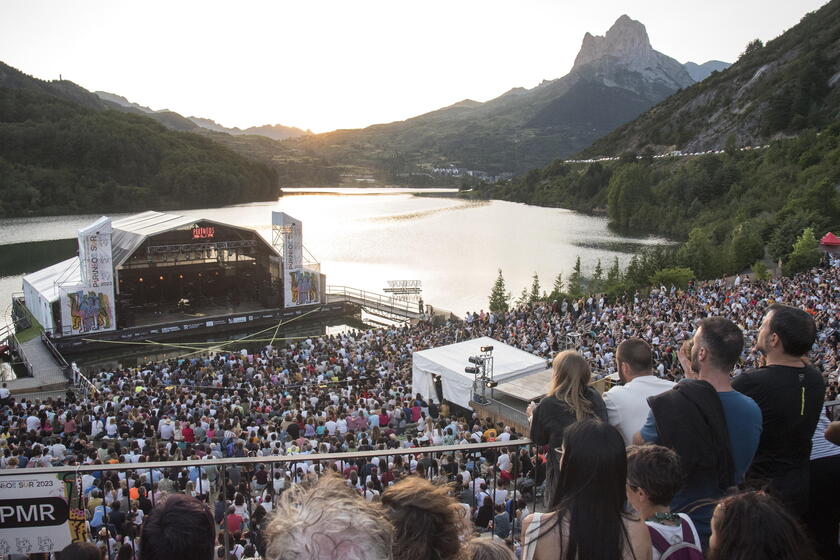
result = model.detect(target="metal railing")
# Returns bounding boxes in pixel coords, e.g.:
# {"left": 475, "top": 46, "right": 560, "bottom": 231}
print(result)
{"left": 326, "top": 285, "right": 422, "bottom": 321}
{"left": 0, "top": 438, "right": 537, "bottom": 558}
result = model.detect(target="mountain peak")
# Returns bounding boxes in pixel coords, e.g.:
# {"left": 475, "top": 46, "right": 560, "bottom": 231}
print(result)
{"left": 573, "top": 15, "right": 652, "bottom": 71}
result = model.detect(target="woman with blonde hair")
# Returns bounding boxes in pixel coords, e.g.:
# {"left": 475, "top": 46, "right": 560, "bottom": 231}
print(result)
{"left": 526, "top": 350, "right": 607, "bottom": 506}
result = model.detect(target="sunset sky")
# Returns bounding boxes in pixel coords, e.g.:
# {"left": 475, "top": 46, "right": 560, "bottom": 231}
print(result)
{"left": 0, "top": 0, "right": 828, "bottom": 133}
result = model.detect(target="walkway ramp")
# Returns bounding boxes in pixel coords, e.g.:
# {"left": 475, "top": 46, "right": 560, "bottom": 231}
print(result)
{"left": 4, "top": 335, "right": 69, "bottom": 394}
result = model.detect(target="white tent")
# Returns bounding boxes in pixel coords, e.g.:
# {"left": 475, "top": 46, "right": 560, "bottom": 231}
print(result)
{"left": 412, "top": 337, "right": 549, "bottom": 409}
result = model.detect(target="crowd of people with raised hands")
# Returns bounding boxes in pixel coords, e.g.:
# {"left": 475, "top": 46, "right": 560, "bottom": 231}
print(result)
{"left": 0, "top": 262, "right": 838, "bottom": 559}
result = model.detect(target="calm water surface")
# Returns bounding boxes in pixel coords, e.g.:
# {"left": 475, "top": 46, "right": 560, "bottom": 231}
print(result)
{"left": 0, "top": 188, "right": 668, "bottom": 322}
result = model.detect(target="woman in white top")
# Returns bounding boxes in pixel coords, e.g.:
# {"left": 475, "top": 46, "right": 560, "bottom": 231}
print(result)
{"left": 521, "top": 419, "right": 650, "bottom": 560}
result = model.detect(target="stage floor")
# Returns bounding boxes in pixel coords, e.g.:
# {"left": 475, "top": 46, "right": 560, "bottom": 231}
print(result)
{"left": 125, "top": 300, "right": 267, "bottom": 328}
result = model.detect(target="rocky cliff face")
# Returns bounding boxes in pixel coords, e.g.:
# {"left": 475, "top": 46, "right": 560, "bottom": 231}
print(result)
{"left": 571, "top": 15, "right": 695, "bottom": 97}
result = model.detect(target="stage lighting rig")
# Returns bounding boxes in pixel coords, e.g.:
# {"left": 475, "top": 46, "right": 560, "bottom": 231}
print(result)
{"left": 465, "top": 344, "right": 496, "bottom": 403}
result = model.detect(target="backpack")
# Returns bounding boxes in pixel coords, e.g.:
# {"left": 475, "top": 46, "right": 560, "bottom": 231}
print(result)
{"left": 648, "top": 516, "right": 703, "bottom": 560}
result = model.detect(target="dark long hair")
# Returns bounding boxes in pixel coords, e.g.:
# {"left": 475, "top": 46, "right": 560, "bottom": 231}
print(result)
{"left": 708, "top": 491, "right": 819, "bottom": 560}
{"left": 539, "top": 419, "right": 633, "bottom": 560}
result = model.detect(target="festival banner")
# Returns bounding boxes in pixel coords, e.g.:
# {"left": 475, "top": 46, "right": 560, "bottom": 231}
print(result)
{"left": 272, "top": 212, "right": 308, "bottom": 307}
{"left": 285, "top": 268, "right": 321, "bottom": 307}
{"left": 78, "top": 216, "right": 114, "bottom": 289}
{"left": 60, "top": 216, "right": 116, "bottom": 335}
{"left": 59, "top": 284, "right": 115, "bottom": 336}
{"left": 0, "top": 473, "right": 73, "bottom": 555}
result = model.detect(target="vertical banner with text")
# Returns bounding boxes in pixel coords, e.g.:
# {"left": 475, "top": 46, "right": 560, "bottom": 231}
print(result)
{"left": 272, "top": 212, "right": 309, "bottom": 308}
{"left": 60, "top": 216, "right": 116, "bottom": 335}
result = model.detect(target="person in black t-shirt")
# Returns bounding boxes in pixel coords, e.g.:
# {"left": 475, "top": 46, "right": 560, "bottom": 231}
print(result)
{"left": 732, "top": 303, "right": 825, "bottom": 516}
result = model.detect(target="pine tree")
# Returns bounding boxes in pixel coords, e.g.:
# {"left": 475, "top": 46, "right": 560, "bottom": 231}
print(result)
{"left": 591, "top": 259, "right": 604, "bottom": 294}
{"left": 604, "top": 257, "right": 622, "bottom": 296}
{"left": 516, "top": 286, "right": 530, "bottom": 307}
{"left": 550, "top": 273, "right": 564, "bottom": 300}
{"left": 488, "top": 269, "right": 511, "bottom": 313}
{"left": 568, "top": 256, "right": 583, "bottom": 298}
{"left": 528, "top": 272, "right": 541, "bottom": 303}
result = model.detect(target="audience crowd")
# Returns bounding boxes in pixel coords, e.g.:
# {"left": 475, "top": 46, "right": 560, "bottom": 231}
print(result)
{"left": 0, "top": 262, "right": 838, "bottom": 560}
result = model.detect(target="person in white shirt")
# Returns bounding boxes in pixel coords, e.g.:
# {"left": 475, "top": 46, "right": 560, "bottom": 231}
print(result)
{"left": 602, "top": 337, "right": 675, "bottom": 445}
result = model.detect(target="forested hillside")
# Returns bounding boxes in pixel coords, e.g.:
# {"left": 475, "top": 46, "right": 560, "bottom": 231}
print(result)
{"left": 470, "top": 125, "right": 840, "bottom": 279}
{"left": 0, "top": 87, "right": 280, "bottom": 217}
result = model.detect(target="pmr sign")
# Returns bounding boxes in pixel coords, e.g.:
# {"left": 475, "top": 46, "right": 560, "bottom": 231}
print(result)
{"left": 0, "top": 474, "right": 71, "bottom": 555}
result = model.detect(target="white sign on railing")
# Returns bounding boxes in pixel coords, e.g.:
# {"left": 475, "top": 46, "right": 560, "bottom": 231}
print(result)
{"left": 0, "top": 473, "right": 72, "bottom": 554}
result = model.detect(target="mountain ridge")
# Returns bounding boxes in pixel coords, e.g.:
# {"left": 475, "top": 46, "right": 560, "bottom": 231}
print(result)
{"left": 287, "top": 14, "right": 728, "bottom": 178}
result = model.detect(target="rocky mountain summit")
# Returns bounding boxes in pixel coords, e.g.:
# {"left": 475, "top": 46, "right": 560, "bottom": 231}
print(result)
{"left": 573, "top": 15, "right": 695, "bottom": 95}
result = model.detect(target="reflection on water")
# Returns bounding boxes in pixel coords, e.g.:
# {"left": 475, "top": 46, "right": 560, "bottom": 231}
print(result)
{"left": 573, "top": 239, "right": 674, "bottom": 253}
{"left": 0, "top": 189, "right": 669, "bottom": 324}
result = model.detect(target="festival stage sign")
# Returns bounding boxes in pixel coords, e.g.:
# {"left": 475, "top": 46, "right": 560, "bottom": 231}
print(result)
{"left": 59, "top": 216, "right": 117, "bottom": 335}
{"left": 78, "top": 216, "right": 114, "bottom": 290}
{"left": 273, "top": 212, "right": 310, "bottom": 307}
{"left": 0, "top": 473, "right": 72, "bottom": 555}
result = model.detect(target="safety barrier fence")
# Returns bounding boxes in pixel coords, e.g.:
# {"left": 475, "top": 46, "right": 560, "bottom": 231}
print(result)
{"left": 0, "top": 438, "right": 537, "bottom": 559}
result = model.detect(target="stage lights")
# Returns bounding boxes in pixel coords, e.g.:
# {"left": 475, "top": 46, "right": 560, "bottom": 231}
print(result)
{"left": 468, "top": 356, "right": 483, "bottom": 365}
{"left": 480, "top": 345, "right": 494, "bottom": 352}
{"left": 485, "top": 381, "right": 498, "bottom": 388}
{"left": 465, "top": 366, "right": 480, "bottom": 374}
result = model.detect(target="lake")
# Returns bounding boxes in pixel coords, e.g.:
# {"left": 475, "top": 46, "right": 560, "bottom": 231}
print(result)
{"left": 0, "top": 188, "right": 668, "bottom": 323}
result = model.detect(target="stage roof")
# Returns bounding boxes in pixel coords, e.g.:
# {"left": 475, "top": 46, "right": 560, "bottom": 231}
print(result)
{"left": 109, "top": 211, "right": 281, "bottom": 267}
{"left": 111, "top": 211, "right": 201, "bottom": 267}
{"left": 412, "top": 337, "right": 548, "bottom": 409}
{"left": 22, "top": 257, "right": 81, "bottom": 304}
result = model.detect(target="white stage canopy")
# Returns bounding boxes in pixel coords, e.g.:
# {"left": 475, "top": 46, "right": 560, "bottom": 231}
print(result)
{"left": 412, "top": 337, "right": 549, "bottom": 409}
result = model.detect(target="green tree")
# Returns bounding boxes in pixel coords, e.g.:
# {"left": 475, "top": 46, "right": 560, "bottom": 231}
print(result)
{"left": 550, "top": 273, "right": 564, "bottom": 300}
{"left": 677, "top": 228, "right": 718, "bottom": 279}
{"left": 591, "top": 259, "right": 604, "bottom": 294}
{"left": 568, "top": 256, "right": 584, "bottom": 298}
{"left": 604, "top": 257, "right": 623, "bottom": 297}
{"left": 529, "top": 272, "right": 542, "bottom": 303}
{"left": 752, "top": 260, "right": 771, "bottom": 282}
{"left": 650, "top": 267, "right": 695, "bottom": 290}
{"left": 728, "top": 223, "right": 765, "bottom": 272}
{"left": 606, "top": 164, "right": 651, "bottom": 230}
{"left": 740, "top": 38, "right": 763, "bottom": 59}
{"left": 488, "top": 269, "right": 511, "bottom": 313}
{"left": 516, "top": 286, "right": 530, "bottom": 307}
{"left": 783, "top": 227, "right": 821, "bottom": 275}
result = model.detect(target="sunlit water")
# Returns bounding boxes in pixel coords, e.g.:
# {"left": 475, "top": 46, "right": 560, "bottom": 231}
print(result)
{"left": 0, "top": 188, "right": 669, "bottom": 323}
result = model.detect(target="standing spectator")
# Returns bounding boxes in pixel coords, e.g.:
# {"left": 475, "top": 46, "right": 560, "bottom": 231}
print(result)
{"left": 603, "top": 338, "right": 675, "bottom": 444}
{"left": 803, "top": 409, "right": 840, "bottom": 559}
{"left": 521, "top": 419, "right": 650, "bottom": 560}
{"left": 382, "top": 476, "right": 467, "bottom": 560}
{"left": 634, "top": 317, "right": 762, "bottom": 547}
{"left": 264, "top": 474, "right": 393, "bottom": 560}
{"left": 707, "top": 492, "right": 819, "bottom": 560}
{"left": 732, "top": 304, "right": 825, "bottom": 516}
{"left": 527, "top": 351, "right": 607, "bottom": 506}
{"left": 140, "top": 493, "right": 216, "bottom": 560}
{"left": 625, "top": 445, "right": 703, "bottom": 559}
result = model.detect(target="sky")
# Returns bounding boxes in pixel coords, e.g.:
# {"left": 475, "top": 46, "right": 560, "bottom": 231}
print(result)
{"left": 0, "top": 0, "right": 829, "bottom": 133}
